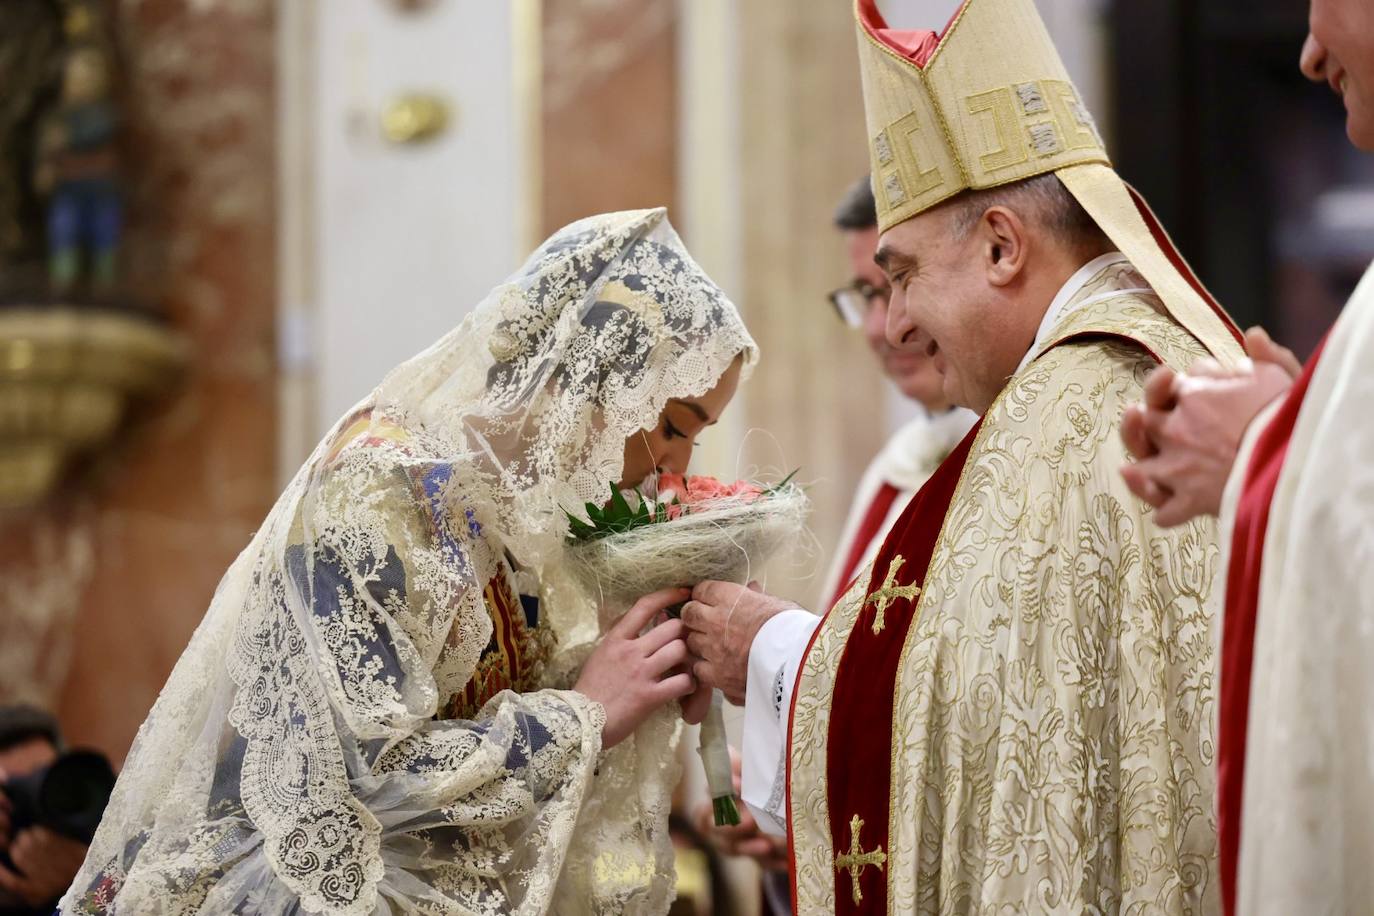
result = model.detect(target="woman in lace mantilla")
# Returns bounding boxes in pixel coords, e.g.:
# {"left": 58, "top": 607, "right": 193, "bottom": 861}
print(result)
{"left": 60, "top": 210, "right": 758, "bottom": 915}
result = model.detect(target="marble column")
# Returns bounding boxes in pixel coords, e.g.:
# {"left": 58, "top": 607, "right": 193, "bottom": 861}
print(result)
{"left": 540, "top": 0, "right": 679, "bottom": 237}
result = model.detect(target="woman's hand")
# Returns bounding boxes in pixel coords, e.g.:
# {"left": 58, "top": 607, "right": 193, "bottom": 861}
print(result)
{"left": 575, "top": 587, "right": 698, "bottom": 748}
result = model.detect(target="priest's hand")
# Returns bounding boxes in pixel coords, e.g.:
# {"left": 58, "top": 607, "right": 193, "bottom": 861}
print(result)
{"left": 682, "top": 581, "right": 799, "bottom": 705}
{"left": 576, "top": 587, "right": 698, "bottom": 748}
{"left": 1120, "top": 327, "right": 1298, "bottom": 527}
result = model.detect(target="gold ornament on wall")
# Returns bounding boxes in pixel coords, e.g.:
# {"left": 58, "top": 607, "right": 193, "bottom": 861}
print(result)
{"left": 381, "top": 93, "right": 452, "bottom": 145}
{"left": 0, "top": 308, "right": 185, "bottom": 508}
{"left": 0, "top": 1, "right": 188, "bottom": 509}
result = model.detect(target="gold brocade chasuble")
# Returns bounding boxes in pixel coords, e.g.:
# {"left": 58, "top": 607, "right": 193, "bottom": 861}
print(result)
{"left": 787, "top": 274, "right": 1225, "bottom": 914}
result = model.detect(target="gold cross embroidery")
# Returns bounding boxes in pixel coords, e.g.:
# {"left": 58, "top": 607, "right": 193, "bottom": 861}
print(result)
{"left": 834, "top": 813, "right": 887, "bottom": 905}
{"left": 864, "top": 554, "right": 920, "bottom": 635}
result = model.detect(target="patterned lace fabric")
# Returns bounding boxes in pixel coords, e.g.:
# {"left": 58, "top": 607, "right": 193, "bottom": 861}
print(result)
{"left": 60, "top": 210, "right": 757, "bottom": 915}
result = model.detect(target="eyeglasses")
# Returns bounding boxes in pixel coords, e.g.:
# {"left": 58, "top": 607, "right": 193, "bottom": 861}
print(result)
{"left": 827, "top": 280, "right": 890, "bottom": 328}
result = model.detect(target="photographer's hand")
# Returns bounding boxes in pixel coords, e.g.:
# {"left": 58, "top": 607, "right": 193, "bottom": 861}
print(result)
{"left": 0, "top": 827, "right": 89, "bottom": 907}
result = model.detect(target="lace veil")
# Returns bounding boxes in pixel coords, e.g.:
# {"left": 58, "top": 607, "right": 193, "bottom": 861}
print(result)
{"left": 61, "top": 209, "right": 758, "bottom": 914}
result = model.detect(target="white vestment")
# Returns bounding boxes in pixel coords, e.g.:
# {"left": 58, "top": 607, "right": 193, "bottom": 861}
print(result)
{"left": 1222, "top": 260, "right": 1374, "bottom": 914}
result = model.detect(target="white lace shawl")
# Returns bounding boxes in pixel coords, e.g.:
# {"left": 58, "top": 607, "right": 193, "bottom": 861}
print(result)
{"left": 59, "top": 210, "right": 758, "bottom": 915}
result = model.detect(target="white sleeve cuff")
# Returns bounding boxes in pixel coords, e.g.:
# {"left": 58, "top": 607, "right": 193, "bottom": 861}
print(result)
{"left": 740, "top": 608, "right": 822, "bottom": 837}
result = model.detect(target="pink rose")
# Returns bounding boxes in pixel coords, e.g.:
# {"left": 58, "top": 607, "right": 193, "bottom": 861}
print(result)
{"left": 654, "top": 472, "right": 686, "bottom": 504}
{"left": 657, "top": 472, "right": 687, "bottom": 493}
{"left": 684, "top": 476, "right": 731, "bottom": 502}
{"left": 726, "top": 481, "right": 765, "bottom": 501}
{"left": 651, "top": 472, "right": 768, "bottom": 515}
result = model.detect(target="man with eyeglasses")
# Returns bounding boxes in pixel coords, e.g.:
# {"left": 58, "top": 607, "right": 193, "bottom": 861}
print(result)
{"left": 819, "top": 176, "right": 975, "bottom": 609}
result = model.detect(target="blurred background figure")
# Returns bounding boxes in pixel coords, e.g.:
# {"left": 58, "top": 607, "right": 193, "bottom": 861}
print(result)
{"left": 692, "top": 749, "right": 789, "bottom": 915}
{"left": 0, "top": 0, "right": 1369, "bottom": 912}
{"left": 0, "top": 706, "right": 112, "bottom": 916}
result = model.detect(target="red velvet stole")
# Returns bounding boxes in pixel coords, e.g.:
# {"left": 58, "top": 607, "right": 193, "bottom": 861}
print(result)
{"left": 1218, "top": 333, "right": 1329, "bottom": 916}
{"left": 818, "top": 417, "right": 980, "bottom": 913}
{"left": 789, "top": 329, "right": 1169, "bottom": 913}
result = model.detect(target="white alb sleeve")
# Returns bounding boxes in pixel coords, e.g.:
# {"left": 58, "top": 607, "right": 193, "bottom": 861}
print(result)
{"left": 740, "top": 608, "right": 822, "bottom": 837}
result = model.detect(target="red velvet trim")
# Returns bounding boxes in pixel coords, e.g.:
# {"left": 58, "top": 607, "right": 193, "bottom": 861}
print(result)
{"left": 856, "top": 0, "right": 968, "bottom": 69}
{"left": 1218, "top": 332, "right": 1329, "bottom": 916}
{"left": 831, "top": 483, "right": 902, "bottom": 610}
{"left": 822, "top": 419, "right": 980, "bottom": 914}
{"left": 1125, "top": 184, "right": 1245, "bottom": 347}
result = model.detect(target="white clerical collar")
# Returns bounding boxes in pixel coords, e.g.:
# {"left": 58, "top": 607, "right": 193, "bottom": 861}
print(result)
{"left": 1016, "top": 251, "right": 1129, "bottom": 374}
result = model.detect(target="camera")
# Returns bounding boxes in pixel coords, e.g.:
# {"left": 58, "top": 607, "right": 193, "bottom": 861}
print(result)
{"left": 2, "top": 749, "right": 114, "bottom": 847}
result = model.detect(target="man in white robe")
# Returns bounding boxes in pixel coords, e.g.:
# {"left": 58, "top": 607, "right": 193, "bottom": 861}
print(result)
{"left": 1120, "top": 3, "right": 1374, "bottom": 912}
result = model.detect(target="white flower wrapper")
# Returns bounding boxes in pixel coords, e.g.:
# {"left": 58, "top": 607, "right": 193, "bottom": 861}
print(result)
{"left": 564, "top": 485, "right": 811, "bottom": 616}
{"left": 564, "top": 483, "right": 810, "bottom": 825}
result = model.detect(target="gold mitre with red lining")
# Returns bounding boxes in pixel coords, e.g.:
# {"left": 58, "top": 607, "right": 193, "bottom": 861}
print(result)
{"left": 855, "top": 0, "right": 1246, "bottom": 364}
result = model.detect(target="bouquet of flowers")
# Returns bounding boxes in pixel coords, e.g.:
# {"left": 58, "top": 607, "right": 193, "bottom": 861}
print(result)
{"left": 565, "top": 471, "right": 809, "bottom": 825}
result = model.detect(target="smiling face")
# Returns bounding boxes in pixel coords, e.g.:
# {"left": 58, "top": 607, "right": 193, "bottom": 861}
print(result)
{"left": 1302, "top": 0, "right": 1374, "bottom": 150}
{"left": 843, "top": 226, "right": 951, "bottom": 412}
{"left": 876, "top": 206, "right": 1037, "bottom": 414}
{"left": 876, "top": 185, "right": 1106, "bottom": 414}
{"left": 618, "top": 356, "right": 743, "bottom": 489}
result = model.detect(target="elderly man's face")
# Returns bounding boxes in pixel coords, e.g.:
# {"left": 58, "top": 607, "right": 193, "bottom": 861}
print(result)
{"left": 877, "top": 206, "right": 1024, "bottom": 414}
{"left": 1302, "top": 0, "right": 1374, "bottom": 150}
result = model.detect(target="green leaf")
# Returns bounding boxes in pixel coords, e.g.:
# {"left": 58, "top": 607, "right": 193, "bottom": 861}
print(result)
{"left": 609, "top": 484, "right": 635, "bottom": 521}
{"left": 765, "top": 468, "right": 800, "bottom": 497}
{"left": 565, "top": 516, "right": 594, "bottom": 540}
{"left": 712, "top": 795, "right": 741, "bottom": 827}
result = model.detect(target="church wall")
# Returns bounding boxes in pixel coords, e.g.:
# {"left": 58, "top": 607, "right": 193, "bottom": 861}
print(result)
{"left": 306, "top": 0, "right": 531, "bottom": 435}
{"left": 540, "top": 0, "right": 679, "bottom": 238}
{"left": 0, "top": 0, "right": 280, "bottom": 765}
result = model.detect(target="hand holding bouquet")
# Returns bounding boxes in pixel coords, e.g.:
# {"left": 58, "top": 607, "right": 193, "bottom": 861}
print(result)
{"left": 565, "top": 471, "right": 809, "bottom": 825}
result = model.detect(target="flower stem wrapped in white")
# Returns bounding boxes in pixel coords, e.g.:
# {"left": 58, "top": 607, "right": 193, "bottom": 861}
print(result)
{"left": 698, "top": 689, "right": 739, "bottom": 825}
